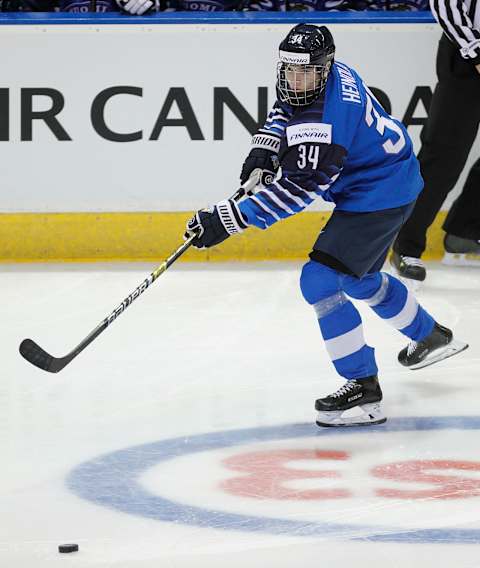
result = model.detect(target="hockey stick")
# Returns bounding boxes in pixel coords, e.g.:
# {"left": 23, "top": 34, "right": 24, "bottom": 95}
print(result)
{"left": 19, "top": 171, "right": 261, "bottom": 373}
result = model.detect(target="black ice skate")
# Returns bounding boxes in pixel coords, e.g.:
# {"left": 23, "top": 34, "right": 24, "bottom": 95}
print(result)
{"left": 442, "top": 234, "right": 480, "bottom": 267}
{"left": 390, "top": 251, "right": 426, "bottom": 287}
{"left": 315, "top": 376, "right": 386, "bottom": 427}
{"left": 398, "top": 322, "right": 468, "bottom": 370}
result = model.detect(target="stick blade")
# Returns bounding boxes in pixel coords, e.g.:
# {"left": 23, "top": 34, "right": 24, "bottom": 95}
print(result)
{"left": 19, "top": 338, "right": 65, "bottom": 373}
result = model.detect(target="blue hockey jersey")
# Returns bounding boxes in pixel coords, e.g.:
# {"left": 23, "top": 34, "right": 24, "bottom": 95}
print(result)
{"left": 239, "top": 61, "right": 423, "bottom": 229}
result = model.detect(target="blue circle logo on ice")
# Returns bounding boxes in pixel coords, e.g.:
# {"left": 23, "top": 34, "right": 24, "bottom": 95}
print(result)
{"left": 67, "top": 416, "right": 480, "bottom": 543}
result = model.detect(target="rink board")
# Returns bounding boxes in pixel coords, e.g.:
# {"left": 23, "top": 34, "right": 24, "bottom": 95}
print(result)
{"left": 0, "top": 210, "right": 447, "bottom": 262}
{"left": 0, "top": 14, "right": 473, "bottom": 261}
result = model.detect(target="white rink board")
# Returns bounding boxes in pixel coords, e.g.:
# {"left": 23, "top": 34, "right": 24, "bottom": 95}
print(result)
{"left": 0, "top": 23, "right": 477, "bottom": 213}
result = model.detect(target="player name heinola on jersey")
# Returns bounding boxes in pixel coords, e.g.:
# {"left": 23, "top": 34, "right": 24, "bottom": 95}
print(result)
{"left": 336, "top": 62, "right": 362, "bottom": 105}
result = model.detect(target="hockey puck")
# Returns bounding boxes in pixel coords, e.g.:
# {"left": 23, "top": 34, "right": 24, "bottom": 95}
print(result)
{"left": 58, "top": 543, "right": 79, "bottom": 553}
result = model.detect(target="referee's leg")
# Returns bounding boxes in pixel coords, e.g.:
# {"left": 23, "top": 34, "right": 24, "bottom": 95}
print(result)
{"left": 443, "top": 156, "right": 480, "bottom": 240}
{"left": 394, "top": 41, "right": 480, "bottom": 258}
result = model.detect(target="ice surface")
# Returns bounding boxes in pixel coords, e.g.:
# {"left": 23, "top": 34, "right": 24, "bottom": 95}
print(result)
{"left": 1, "top": 261, "right": 479, "bottom": 567}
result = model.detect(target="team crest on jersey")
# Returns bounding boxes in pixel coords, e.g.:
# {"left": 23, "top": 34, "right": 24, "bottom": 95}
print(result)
{"left": 286, "top": 122, "right": 332, "bottom": 146}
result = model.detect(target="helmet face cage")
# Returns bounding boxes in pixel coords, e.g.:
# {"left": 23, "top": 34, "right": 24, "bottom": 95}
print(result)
{"left": 277, "top": 61, "right": 331, "bottom": 106}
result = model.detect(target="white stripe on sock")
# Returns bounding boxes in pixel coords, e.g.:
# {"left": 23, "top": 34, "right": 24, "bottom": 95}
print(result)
{"left": 385, "top": 291, "right": 419, "bottom": 330}
{"left": 324, "top": 324, "right": 366, "bottom": 361}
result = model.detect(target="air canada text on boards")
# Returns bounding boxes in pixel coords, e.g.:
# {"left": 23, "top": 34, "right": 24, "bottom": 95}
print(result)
{"left": 0, "top": 86, "right": 432, "bottom": 142}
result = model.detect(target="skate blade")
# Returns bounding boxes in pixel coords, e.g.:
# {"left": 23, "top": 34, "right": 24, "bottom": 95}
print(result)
{"left": 408, "top": 340, "right": 469, "bottom": 370}
{"left": 442, "top": 252, "right": 480, "bottom": 267}
{"left": 316, "top": 417, "right": 387, "bottom": 428}
{"left": 316, "top": 403, "right": 386, "bottom": 428}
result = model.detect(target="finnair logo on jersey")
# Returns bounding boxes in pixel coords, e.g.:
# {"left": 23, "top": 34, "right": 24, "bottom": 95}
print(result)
{"left": 336, "top": 62, "right": 361, "bottom": 105}
{"left": 279, "top": 50, "right": 310, "bottom": 65}
{"left": 286, "top": 122, "right": 332, "bottom": 146}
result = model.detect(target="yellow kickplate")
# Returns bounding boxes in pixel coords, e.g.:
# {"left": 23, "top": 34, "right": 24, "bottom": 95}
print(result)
{"left": 0, "top": 210, "right": 447, "bottom": 263}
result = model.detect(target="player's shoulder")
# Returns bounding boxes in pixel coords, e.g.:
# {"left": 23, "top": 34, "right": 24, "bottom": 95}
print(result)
{"left": 281, "top": 61, "right": 367, "bottom": 149}
{"left": 328, "top": 61, "right": 366, "bottom": 109}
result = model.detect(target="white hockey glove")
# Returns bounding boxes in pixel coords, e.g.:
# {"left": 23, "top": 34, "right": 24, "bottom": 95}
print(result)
{"left": 116, "top": 0, "right": 158, "bottom": 14}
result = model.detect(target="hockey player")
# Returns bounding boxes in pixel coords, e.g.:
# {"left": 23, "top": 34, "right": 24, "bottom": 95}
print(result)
{"left": 184, "top": 24, "right": 468, "bottom": 427}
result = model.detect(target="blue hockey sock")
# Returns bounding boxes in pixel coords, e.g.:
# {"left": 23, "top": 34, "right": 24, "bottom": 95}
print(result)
{"left": 344, "top": 272, "right": 435, "bottom": 341}
{"left": 314, "top": 296, "right": 378, "bottom": 380}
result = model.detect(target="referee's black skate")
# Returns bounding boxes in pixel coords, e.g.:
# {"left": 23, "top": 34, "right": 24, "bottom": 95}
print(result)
{"left": 442, "top": 233, "right": 480, "bottom": 267}
{"left": 398, "top": 322, "right": 468, "bottom": 370}
{"left": 315, "top": 376, "right": 386, "bottom": 427}
{"left": 390, "top": 251, "right": 426, "bottom": 286}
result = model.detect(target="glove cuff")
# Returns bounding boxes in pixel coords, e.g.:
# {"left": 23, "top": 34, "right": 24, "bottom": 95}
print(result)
{"left": 251, "top": 133, "right": 281, "bottom": 153}
{"left": 217, "top": 199, "right": 248, "bottom": 235}
{"left": 460, "top": 39, "right": 480, "bottom": 62}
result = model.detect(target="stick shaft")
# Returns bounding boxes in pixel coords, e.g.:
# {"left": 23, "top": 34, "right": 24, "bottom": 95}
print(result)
{"left": 104, "top": 234, "right": 195, "bottom": 328}
{"left": 19, "top": 171, "right": 260, "bottom": 372}
{"left": 62, "top": 233, "right": 197, "bottom": 363}
{"left": 98, "top": 175, "right": 256, "bottom": 334}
